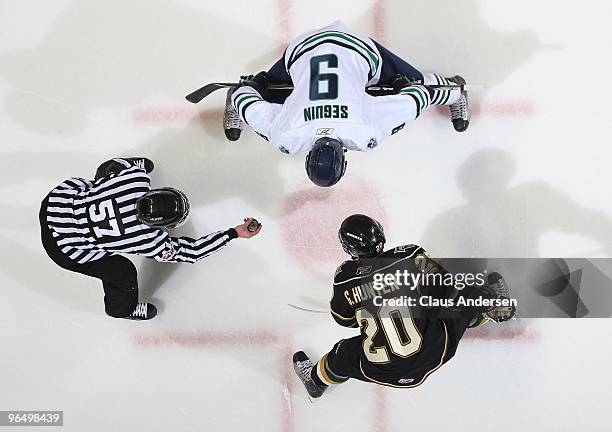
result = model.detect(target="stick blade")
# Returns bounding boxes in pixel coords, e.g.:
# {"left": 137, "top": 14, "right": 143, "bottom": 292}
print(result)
{"left": 287, "top": 303, "right": 328, "bottom": 314}
{"left": 185, "top": 83, "right": 238, "bottom": 104}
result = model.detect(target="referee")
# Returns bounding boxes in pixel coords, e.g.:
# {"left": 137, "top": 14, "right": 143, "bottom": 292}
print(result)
{"left": 39, "top": 157, "right": 261, "bottom": 320}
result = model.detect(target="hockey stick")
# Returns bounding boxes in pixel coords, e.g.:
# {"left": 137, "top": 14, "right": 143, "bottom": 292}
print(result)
{"left": 185, "top": 82, "right": 465, "bottom": 104}
{"left": 287, "top": 303, "right": 329, "bottom": 314}
{"left": 185, "top": 83, "right": 265, "bottom": 103}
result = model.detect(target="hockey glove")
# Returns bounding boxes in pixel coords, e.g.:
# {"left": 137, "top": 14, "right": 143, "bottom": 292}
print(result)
{"left": 240, "top": 71, "right": 271, "bottom": 94}
{"left": 94, "top": 158, "right": 154, "bottom": 181}
{"left": 391, "top": 74, "right": 413, "bottom": 93}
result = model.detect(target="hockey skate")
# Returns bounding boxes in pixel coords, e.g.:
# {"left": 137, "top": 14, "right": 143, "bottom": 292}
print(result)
{"left": 124, "top": 158, "right": 154, "bottom": 173}
{"left": 123, "top": 302, "right": 157, "bottom": 321}
{"left": 468, "top": 272, "right": 516, "bottom": 327}
{"left": 447, "top": 75, "right": 470, "bottom": 132}
{"left": 484, "top": 272, "right": 516, "bottom": 322}
{"left": 293, "top": 351, "right": 327, "bottom": 399}
{"left": 223, "top": 86, "right": 242, "bottom": 141}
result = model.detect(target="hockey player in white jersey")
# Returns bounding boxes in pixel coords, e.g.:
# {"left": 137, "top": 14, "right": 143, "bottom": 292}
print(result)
{"left": 226, "top": 21, "right": 470, "bottom": 187}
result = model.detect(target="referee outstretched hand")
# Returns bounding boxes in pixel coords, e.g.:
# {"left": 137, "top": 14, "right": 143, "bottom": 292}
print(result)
{"left": 235, "top": 218, "right": 262, "bottom": 239}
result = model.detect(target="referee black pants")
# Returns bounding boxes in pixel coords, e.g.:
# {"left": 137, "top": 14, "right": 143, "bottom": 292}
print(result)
{"left": 39, "top": 198, "right": 138, "bottom": 318}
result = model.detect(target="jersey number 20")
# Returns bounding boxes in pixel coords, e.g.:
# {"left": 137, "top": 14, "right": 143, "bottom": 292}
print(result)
{"left": 357, "top": 306, "right": 423, "bottom": 364}
{"left": 309, "top": 54, "right": 339, "bottom": 100}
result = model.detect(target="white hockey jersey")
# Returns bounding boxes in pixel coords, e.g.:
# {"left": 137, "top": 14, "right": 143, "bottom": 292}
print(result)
{"left": 232, "top": 21, "right": 436, "bottom": 155}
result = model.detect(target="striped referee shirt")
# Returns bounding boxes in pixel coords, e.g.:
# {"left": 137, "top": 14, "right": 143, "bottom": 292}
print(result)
{"left": 43, "top": 159, "right": 237, "bottom": 264}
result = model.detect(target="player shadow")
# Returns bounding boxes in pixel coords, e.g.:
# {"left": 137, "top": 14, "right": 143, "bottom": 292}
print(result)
{"left": 421, "top": 148, "right": 612, "bottom": 257}
{"left": 0, "top": 232, "right": 107, "bottom": 314}
{"left": 136, "top": 219, "right": 199, "bottom": 304}
{"left": 248, "top": 3, "right": 551, "bottom": 89}
{"left": 227, "top": 0, "right": 549, "bottom": 92}
{"left": 0, "top": 0, "right": 277, "bottom": 136}
{"left": 356, "top": 0, "right": 557, "bottom": 87}
{"left": 0, "top": 149, "right": 112, "bottom": 205}
{"left": 0, "top": 149, "right": 133, "bottom": 232}
{"left": 130, "top": 116, "right": 287, "bottom": 217}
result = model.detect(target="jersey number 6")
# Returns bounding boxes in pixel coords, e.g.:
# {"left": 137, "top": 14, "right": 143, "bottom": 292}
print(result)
{"left": 309, "top": 54, "right": 339, "bottom": 101}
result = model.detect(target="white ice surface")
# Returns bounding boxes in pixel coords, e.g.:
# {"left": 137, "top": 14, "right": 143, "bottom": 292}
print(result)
{"left": 1, "top": 1, "right": 612, "bottom": 431}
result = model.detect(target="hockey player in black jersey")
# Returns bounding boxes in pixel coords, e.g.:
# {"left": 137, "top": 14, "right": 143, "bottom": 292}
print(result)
{"left": 293, "top": 214, "right": 515, "bottom": 397}
{"left": 39, "top": 158, "right": 262, "bottom": 320}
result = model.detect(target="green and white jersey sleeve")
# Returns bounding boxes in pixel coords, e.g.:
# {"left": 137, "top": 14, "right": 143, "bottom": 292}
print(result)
{"left": 370, "top": 84, "right": 433, "bottom": 138}
{"left": 231, "top": 86, "right": 282, "bottom": 142}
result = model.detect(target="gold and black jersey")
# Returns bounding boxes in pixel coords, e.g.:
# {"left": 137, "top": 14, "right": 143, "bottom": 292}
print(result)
{"left": 330, "top": 244, "right": 458, "bottom": 387}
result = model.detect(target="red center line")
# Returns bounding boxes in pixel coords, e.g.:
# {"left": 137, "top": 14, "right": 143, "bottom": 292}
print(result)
{"left": 462, "top": 323, "right": 540, "bottom": 342}
{"left": 131, "top": 107, "right": 223, "bottom": 124}
{"left": 374, "top": 385, "right": 388, "bottom": 432}
{"left": 129, "top": 101, "right": 533, "bottom": 125}
{"left": 280, "top": 335, "right": 295, "bottom": 432}
{"left": 372, "top": 3, "right": 387, "bottom": 432}
{"left": 135, "top": 330, "right": 294, "bottom": 432}
{"left": 132, "top": 323, "right": 535, "bottom": 432}
{"left": 432, "top": 102, "right": 534, "bottom": 117}
{"left": 277, "top": 4, "right": 295, "bottom": 429}
{"left": 372, "top": 0, "right": 386, "bottom": 43}
{"left": 134, "top": 331, "right": 280, "bottom": 346}
{"left": 277, "top": 0, "right": 293, "bottom": 49}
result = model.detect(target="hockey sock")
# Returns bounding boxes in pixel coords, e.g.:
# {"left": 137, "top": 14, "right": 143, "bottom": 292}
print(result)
{"left": 314, "top": 354, "right": 349, "bottom": 386}
{"left": 311, "top": 366, "right": 328, "bottom": 387}
{"left": 422, "top": 73, "right": 461, "bottom": 106}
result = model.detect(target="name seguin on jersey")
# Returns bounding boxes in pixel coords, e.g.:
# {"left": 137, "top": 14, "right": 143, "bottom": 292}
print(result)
{"left": 304, "top": 104, "right": 348, "bottom": 122}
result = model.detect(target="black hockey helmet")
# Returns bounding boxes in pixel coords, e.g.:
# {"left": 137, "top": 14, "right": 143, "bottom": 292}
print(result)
{"left": 305, "top": 137, "right": 347, "bottom": 187}
{"left": 338, "top": 214, "right": 386, "bottom": 259}
{"left": 136, "top": 188, "right": 190, "bottom": 230}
